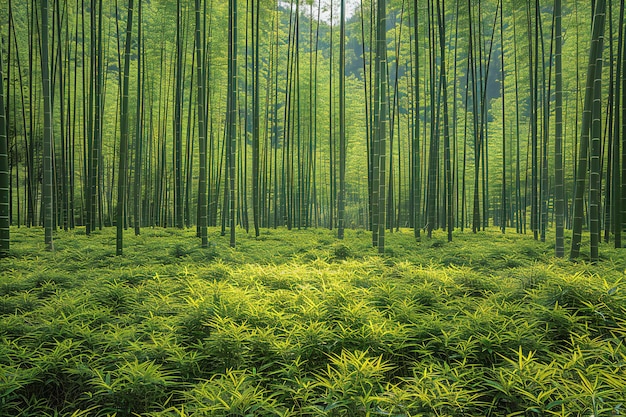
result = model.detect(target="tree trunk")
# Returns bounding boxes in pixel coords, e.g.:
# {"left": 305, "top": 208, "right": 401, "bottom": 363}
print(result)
{"left": 133, "top": 0, "right": 143, "bottom": 236}
{"left": 0, "top": 36, "right": 8, "bottom": 258}
{"left": 174, "top": 0, "right": 184, "bottom": 229}
{"left": 252, "top": 0, "right": 260, "bottom": 237}
{"left": 195, "top": 0, "right": 208, "bottom": 247}
{"left": 228, "top": 0, "right": 238, "bottom": 247}
{"left": 338, "top": 0, "right": 346, "bottom": 240}
{"left": 116, "top": 0, "right": 133, "bottom": 255}
{"left": 41, "top": 0, "right": 54, "bottom": 251}
{"left": 554, "top": 0, "right": 565, "bottom": 257}
{"left": 376, "top": 0, "right": 388, "bottom": 253}
{"left": 412, "top": 0, "right": 421, "bottom": 239}
{"left": 570, "top": 0, "right": 606, "bottom": 261}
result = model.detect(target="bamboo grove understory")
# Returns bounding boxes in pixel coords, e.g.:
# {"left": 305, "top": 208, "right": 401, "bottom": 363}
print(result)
{"left": 0, "top": 0, "right": 625, "bottom": 262}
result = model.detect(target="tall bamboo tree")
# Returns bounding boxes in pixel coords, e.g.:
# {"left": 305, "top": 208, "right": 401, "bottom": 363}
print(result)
{"left": 227, "top": 0, "right": 238, "bottom": 247}
{"left": 554, "top": 0, "right": 565, "bottom": 257}
{"left": 615, "top": 0, "right": 625, "bottom": 248}
{"left": 426, "top": 0, "right": 438, "bottom": 238}
{"left": 372, "top": 0, "right": 381, "bottom": 247}
{"left": 195, "top": 0, "right": 208, "bottom": 247}
{"left": 251, "top": 0, "right": 260, "bottom": 237}
{"left": 621, "top": 1, "right": 626, "bottom": 240}
{"left": 528, "top": 1, "right": 539, "bottom": 240}
{"left": 412, "top": 0, "right": 421, "bottom": 239}
{"left": 499, "top": 0, "right": 506, "bottom": 234}
{"left": 174, "top": 0, "right": 184, "bottom": 229}
{"left": 437, "top": 0, "right": 452, "bottom": 241}
{"left": 376, "top": 0, "right": 388, "bottom": 252}
{"left": 133, "top": 0, "right": 143, "bottom": 235}
{"left": 570, "top": 0, "right": 606, "bottom": 261}
{"left": 87, "top": 0, "right": 104, "bottom": 234}
{"left": 116, "top": 0, "right": 134, "bottom": 255}
{"left": 468, "top": 0, "right": 481, "bottom": 233}
{"left": 328, "top": 0, "right": 335, "bottom": 231}
{"left": 512, "top": 8, "right": 523, "bottom": 233}
{"left": 0, "top": 36, "right": 8, "bottom": 258}
{"left": 338, "top": 0, "right": 346, "bottom": 240}
{"left": 588, "top": 0, "right": 607, "bottom": 262}
{"left": 41, "top": 0, "right": 54, "bottom": 251}
{"left": 539, "top": 0, "right": 549, "bottom": 243}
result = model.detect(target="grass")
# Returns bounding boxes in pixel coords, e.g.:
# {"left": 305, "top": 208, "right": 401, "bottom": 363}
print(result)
{"left": 1, "top": 226, "right": 626, "bottom": 416}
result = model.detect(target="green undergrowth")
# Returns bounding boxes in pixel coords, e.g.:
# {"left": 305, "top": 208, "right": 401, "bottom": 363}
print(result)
{"left": 1, "top": 226, "right": 626, "bottom": 416}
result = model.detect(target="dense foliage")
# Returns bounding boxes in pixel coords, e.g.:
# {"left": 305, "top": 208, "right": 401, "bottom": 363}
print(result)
{"left": 1, "top": 226, "right": 625, "bottom": 416}
{"left": 1, "top": 0, "right": 623, "bottom": 260}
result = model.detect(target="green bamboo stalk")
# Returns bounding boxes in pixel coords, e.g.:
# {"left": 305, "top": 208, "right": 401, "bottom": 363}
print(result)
{"left": 372, "top": 0, "right": 381, "bottom": 246}
{"left": 589, "top": 0, "right": 607, "bottom": 263}
{"left": 412, "top": 0, "right": 421, "bottom": 239}
{"left": 426, "top": 0, "right": 437, "bottom": 238}
{"left": 611, "top": 61, "right": 622, "bottom": 247}
{"left": 133, "top": 0, "right": 142, "bottom": 236}
{"left": 116, "top": 0, "right": 133, "bottom": 256}
{"left": 436, "top": 0, "right": 452, "bottom": 242}
{"left": 377, "top": 0, "right": 388, "bottom": 253}
{"left": 252, "top": 0, "right": 260, "bottom": 237}
{"left": 500, "top": 0, "right": 506, "bottom": 234}
{"left": 338, "top": 0, "right": 346, "bottom": 240}
{"left": 41, "top": 0, "right": 54, "bottom": 251}
{"left": 528, "top": 1, "right": 538, "bottom": 240}
{"left": 174, "top": 0, "right": 184, "bottom": 229}
{"left": 228, "top": 0, "right": 238, "bottom": 247}
{"left": 621, "top": 1, "right": 626, "bottom": 239}
{"left": 195, "top": 0, "right": 208, "bottom": 247}
{"left": 554, "top": 0, "right": 565, "bottom": 257}
{"left": 570, "top": 0, "right": 606, "bottom": 260}
{"left": 0, "top": 36, "right": 8, "bottom": 258}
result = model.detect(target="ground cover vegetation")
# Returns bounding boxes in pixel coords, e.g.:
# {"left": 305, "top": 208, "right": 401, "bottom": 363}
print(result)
{"left": 1, "top": 226, "right": 626, "bottom": 416}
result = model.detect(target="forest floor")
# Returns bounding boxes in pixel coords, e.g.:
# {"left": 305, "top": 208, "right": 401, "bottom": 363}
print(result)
{"left": 1, "top": 226, "right": 626, "bottom": 416}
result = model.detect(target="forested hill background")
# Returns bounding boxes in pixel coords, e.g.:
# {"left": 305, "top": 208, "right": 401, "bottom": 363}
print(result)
{"left": 0, "top": 0, "right": 620, "bottom": 261}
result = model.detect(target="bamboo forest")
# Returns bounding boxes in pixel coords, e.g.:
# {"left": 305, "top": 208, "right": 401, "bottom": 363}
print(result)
{"left": 2, "top": 0, "right": 626, "bottom": 416}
